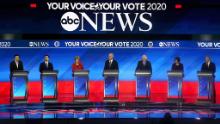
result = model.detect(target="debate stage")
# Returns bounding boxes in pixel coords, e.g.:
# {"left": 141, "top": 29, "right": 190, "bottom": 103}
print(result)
{"left": 1, "top": 80, "right": 220, "bottom": 104}
{"left": 1, "top": 101, "right": 220, "bottom": 124}
{"left": 1, "top": 80, "right": 220, "bottom": 123}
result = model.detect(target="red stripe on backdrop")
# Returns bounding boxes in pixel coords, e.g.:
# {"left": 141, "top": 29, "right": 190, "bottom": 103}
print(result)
{"left": 150, "top": 81, "right": 168, "bottom": 103}
{"left": 27, "top": 81, "right": 42, "bottom": 103}
{"left": 89, "top": 80, "right": 104, "bottom": 102}
{"left": 0, "top": 82, "right": 11, "bottom": 104}
{"left": 57, "top": 81, "right": 74, "bottom": 103}
{"left": 182, "top": 81, "right": 198, "bottom": 104}
{"left": 215, "top": 83, "right": 220, "bottom": 104}
{"left": 118, "top": 80, "right": 136, "bottom": 102}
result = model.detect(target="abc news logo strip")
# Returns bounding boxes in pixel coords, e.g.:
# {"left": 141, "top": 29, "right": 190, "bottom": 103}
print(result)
{"left": 48, "top": 2, "right": 167, "bottom": 32}
{"left": 1, "top": 40, "right": 220, "bottom": 48}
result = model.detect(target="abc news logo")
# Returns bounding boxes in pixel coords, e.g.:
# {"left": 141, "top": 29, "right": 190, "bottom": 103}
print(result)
{"left": 60, "top": 12, "right": 153, "bottom": 32}
{"left": 159, "top": 42, "right": 180, "bottom": 48}
{"left": 29, "top": 42, "right": 49, "bottom": 47}
{"left": 61, "top": 12, "right": 80, "bottom": 31}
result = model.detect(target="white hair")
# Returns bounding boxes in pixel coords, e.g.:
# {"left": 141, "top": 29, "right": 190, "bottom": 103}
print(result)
{"left": 142, "top": 54, "right": 147, "bottom": 59}
{"left": 109, "top": 53, "right": 114, "bottom": 57}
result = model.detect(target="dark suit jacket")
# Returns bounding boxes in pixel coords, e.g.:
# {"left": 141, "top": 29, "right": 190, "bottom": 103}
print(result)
{"left": 39, "top": 62, "right": 54, "bottom": 73}
{"left": 171, "top": 63, "right": 184, "bottom": 72}
{"left": 135, "top": 60, "right": 152, "bottom": 73}
{"left": 10, "top": 61, "right": 24, "bottom": 74}
{"left": 201, "top": 62, "right": 216, "bottom": 74}
{"left": 103, "top": 59, "right": 119, "bottom": 71}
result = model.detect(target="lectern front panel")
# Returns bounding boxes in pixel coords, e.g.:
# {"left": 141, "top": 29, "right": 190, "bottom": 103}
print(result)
{"left": 42, "top": 76, "right": 56, "bottom": 98}
{"left": 135, "top": 71, "right": 151, "bottom": 97}
{"left": 104, "top": 77, "right": 118, "bottom": 97}
{"left": 197, "top": 72, "right": 214, "bottom": 99}
{"left": 74, "top": 76, "right": 88, "bottom": 97}
{"left": 168, "top": 77, "right": 179, "bottom": 97}
{"left": 198, "top": 77, "right": 210, "bottom": 97}
{"left": 167, "top": 71, "right": 183, "bottom": 98}
{"left": 136, "top": 76, "right": 149, "bottom": 97}
{"left": 12, "top": 77, "right": 27, "bottom": 98}
{"left": 103, "top": 70, "right": 118, "bottom": 98}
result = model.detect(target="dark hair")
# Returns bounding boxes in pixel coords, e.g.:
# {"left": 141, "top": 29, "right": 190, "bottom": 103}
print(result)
{"left": 44, "top": 55, "right": 49, "bottom": 57}
{"left": 14, "top": 54, "right": 20, "bottom": 58}
{"left": 175, "top": 57, "right": 180, "bottom": 62}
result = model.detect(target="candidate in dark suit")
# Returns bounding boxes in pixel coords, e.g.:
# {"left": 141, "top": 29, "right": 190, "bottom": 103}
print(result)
{"left": 201, "top": 56, "right": 216, "bottom": 103}
{"left": 135, "top": 54, "right": 152, "bottom": 74}
{"left": 103, "top": 53, "right": 119, "bottom": 71}
{"left": 171, "top": 57, "right": 184, "bottom": 72}
{"left": 10, "top": 55, "right": 24, "bottom": 75}
{"left": 201, "top": 56, "right": 216, "bottom": 74}
{"left": 39, "top": 55, "right": 54, "bottom": 73}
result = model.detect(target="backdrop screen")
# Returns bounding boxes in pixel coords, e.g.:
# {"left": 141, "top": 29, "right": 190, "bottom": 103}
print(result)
{"left": 0, "top": 40, "right": 219, "bottom": 82}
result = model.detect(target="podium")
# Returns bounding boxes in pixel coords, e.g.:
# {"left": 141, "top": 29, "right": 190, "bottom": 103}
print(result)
{"left": 73, "top": 70, "right": 89, "bottom": 102}
{"left": 103, "top": 70, "right": 119, "bottom": 102}
{"left": 167, "top": 71, "right": 184, "bottom": 104}
{"left": 135, "top": 71, "right": 151, "bottom": 102}
{"left": 11, "top": 71, "right": 29, "bottom": 104}
{"left": 41, "top": 70, "right": 58, "bottom": 103}
{"left": 197, "top": 71, "right": 214, "bottom": 104}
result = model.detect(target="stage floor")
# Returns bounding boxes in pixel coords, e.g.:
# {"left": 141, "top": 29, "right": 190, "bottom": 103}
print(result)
{"left": 1, "top": 103, "right": 220, "bottom": 119}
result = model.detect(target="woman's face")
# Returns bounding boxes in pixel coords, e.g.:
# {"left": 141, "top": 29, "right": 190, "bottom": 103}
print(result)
{"left": 75, "top": 58, "right": 79, "bottom": 63}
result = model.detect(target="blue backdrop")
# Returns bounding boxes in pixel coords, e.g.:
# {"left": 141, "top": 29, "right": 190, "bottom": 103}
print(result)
{"left": 0, "top": 47, "right": 219, "bottom": 82}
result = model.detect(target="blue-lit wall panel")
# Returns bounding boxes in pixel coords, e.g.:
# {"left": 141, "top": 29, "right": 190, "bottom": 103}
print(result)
{"left": 0, "top": 48, "right": 219, "bottom": 81}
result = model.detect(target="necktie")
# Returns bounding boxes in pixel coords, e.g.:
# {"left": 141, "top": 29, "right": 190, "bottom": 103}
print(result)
{"left": 109, "top": 60, "right": 112, "bottom": 67}
{"left": 16, "top": 62, "right": 18, "bottom": 69}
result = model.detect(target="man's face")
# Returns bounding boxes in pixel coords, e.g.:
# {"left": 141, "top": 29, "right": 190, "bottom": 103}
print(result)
{"left": 205, "top": 57, "right": 210, "bottom": 63}
{"left": 15, "top": 56, "right": 20, "bottom": 62}
{"left": 142, "top": 55, "right": 147, "bottom": 61}
{"left": 175, "top": 59, "right": 178, "bottom": 64}
{"left": 108, "top": 53, "right": 113, "bottom": 60}
{"left": 44, "top": 56, "right": 49, "bottom": 62}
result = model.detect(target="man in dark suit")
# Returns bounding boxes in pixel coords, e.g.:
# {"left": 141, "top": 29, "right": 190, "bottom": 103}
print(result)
{"left": 201, "top": 56, "right": 216, "bottom": 103}
{"left": 39, "top": 55, "right": 54, "bottom": 73}
{"left": 103, "top": 53, "right": 119, "bottom": 71}
{"left": 10, "top": 55, "right": 24, "bottom": 75}
{"left": 201, "top": 56, "right": 216, "bottom": 74}
{"left": 135, "top": 54, "right": 152, "bottom": 74}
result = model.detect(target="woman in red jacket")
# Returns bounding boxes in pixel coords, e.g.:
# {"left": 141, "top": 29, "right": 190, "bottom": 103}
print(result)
{"left": 72, "top": 56, "right": 84, "bottom": 72}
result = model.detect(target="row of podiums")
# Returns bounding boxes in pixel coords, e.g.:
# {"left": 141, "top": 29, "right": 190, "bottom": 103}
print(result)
{"left": 10, "top": 70, "right": 214, "bottom": 104}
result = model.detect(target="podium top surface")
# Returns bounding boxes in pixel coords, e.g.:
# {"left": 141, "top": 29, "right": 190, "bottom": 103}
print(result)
{"left": 103, "top": 70, "right": 119, "bottom": 76}
{"left": 135, "top": 71, "right": 151, "bottom": 76}
{"left": 197, "top": 71, "right": 214, "bottom": 76}
{"left": 73, "top": 70, "right": 89, "bottom": 76}
{"left": 12, "top": 71, "right": 29, "bottom": 76}
{"left": 167, "top": 71, "right": 184, "bottom": 76}
{"left": 41, "top": 70, "right": 58, "bottom": 75}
